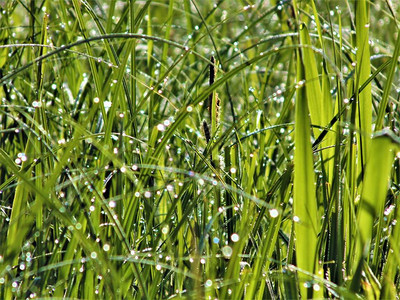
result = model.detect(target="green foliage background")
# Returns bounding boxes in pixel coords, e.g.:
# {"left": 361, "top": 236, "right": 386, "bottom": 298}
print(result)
{"left": 0, "top": 0, "right": 400, "bottom": 298}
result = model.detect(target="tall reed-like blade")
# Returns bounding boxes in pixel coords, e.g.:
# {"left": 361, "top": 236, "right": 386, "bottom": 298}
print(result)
{"left": 355, "top": 0, "right": 371, "bottom": 171}
{"left": 375, "top": 26, "right": 400, "bottom": 131}
{"left": 353, "top": 131, "right": 398, "bottom": 275}
{"left": 294, "top": 31, "right": 321, "bottom": 298}
{"left": 299, "top": 24, "right": 322, "bottom": 130}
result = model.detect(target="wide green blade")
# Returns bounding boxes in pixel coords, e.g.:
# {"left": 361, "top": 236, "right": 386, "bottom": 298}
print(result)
{"left": 353, "top": 131, "right": 399, "bottom": 273}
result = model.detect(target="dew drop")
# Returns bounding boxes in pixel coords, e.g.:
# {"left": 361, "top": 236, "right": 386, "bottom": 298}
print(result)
{"left": 162, "top": 226, "right": 169, "bottom": 234}
{"left": 231, "top": 233, "right": 239, "bottom": 242}
{"left": 157, "top": 124, "right": 166, "bottom": 131}
{"left": 222, "top": 246, "right": 233, "bottom": 258}
{"left": 269, "top": 209, "right": 279, "bottom": 218}
{"left": 205, "top": 279, "right": 213, "bottom": 287}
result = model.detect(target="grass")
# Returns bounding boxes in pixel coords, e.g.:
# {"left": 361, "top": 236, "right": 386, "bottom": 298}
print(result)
{"left": 0, "top": 0, "right": 400, "bottom": 298}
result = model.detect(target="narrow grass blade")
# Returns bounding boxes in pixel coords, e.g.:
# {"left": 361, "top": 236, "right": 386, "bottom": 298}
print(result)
{"left": 299, "top": 23, "right": 322, "bottom": 129}
{"left": 375, "top": 26, "right": 400, "bottom": 131}
{"left": 294, "top": 39, "right": 321, "bottom": 298}
{"left": 355, "top": 0, "right": 372, "bottom": 168}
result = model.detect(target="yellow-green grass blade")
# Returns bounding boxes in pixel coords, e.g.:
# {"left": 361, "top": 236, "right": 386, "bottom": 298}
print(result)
{"left": 294, "top": 46, "right": 322, "bottom": 298}
{"left": 353, "top": 130, "right": 399, "bottom": 277}
{"left": 375, "top": 26, "right": 400, "bottom": 131}
{"left": 5, "top": 6, "right": 51, "bottom": 267}
{"left": 146, "top": 5, "right": 153, "bottom": 66}
{"left": 245, "top": 167, "right": 292, "bottom": 300}
{"left": 355, "top": 0, "right": 372, "bottom": 169}
{"left": 299, "top": 23, "right": 323, "bottom": 129}
{"left": 71, "top": 0, "right": 106, "bottom": 122}
{"left": 381, "top": 193, "right": 400, "bottom": 299}
{"left": 299, "top": 22, "right": 335, "bottom": 185}
{"left": 161, "top": 0, "right": 175, "bottom": 78}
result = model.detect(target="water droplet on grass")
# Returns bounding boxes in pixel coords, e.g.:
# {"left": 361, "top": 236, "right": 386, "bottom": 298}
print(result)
{"left": 231, "top": 233, "right": 239, "bottom": 242}
{"left": 104, "top": 101, "right": 112, "bottom": 108}
{"left": 269, "top": 209, "right": 279, "bottom": 218}
{"left": 205, "top": 279, "right": 213, "bottom": 287}
{"left": 157, "top": 124, "right": 166, "bottom": 131}
{"left": 222, "top": 246, "right": 233, "bottom": 258}
{"left": 162, "top": 226, "right": 169, "bottom": 234}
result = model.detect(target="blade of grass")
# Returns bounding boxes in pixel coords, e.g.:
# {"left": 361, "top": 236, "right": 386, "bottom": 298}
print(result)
{"left": 293, "top": 28, "right": 322, "bottom": 298}
{"left": 353, "top": 130, "right": 399, "bottom": 276}
{"left": 375, "top": 26, "right": 400, "bottom": 131}
{"left": 355, "top": 0, "right": 372, "bottom": 173}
